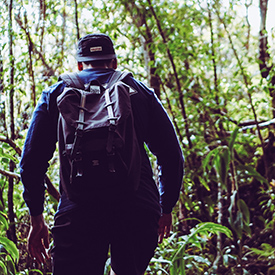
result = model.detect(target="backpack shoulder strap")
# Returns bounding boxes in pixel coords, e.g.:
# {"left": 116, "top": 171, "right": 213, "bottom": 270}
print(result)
{"left": 59, "top": 72, "right": 85, "bottom": 89}
{"left": 106, "top": 71, "right": 132, "bottom": 89}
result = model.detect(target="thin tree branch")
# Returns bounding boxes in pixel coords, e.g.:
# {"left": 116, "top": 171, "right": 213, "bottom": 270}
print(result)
{"left": 0, "top": 136, "right": 22, "bottom": 155}
{"left": 161, "top": 82, "right": 185, "bottom": 148}
{"left": 240, "top": 118, "right": 275, "bottom": 131}
{"left": 146, "top": 0, "right": 193, "bottom": 149}
{"left": 38, "top": 0, "right": 46, "bottom": 52}
{"left": 121, "top": 0, "right": 161, "bottom": 98}
{"left": 207, "top": 2, "right": 219, "bottom": 99}
{"left": 45, "top": 176, "right": 60, "bottom": 202}
{"left": 74, "top": 0, "right": 80, "bottom": 40}
{"left": 0, "top": 48, "right": 3, "bottom": 94}
{"left": 215, "top": 3, "right": 268, "bottom": 179}
{"left": 15, "top": 12, "right": 55, "bottom": 77}
{"left": 0, "top": 135, "right": 60, "bottom": 202}
{"left": 0, "top": 170, "right": 60, "bottom": 202}
{"left": 259, "top": 0, "right": 271, "bottom": 79}
{"left": 8, "top": 0, "right": 17, "bottom": 244}
{"left": 207, "top": 1, "right": 229, "bottom": 144}
{"left": 0, "top": 169, "right": 20, "bottom": 181}
{"left": 244, "top": 0, "right": 252, "bottom": 51}
{"left": 23, "top": 10, "right": 36, "bottom": 106}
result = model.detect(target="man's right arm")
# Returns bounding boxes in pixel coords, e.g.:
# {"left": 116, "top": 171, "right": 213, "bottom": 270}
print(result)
{"left": 28, "top": 214, "right": 50, "bottom": 264}
{"left": 20, "top": 82, "right": 64, "bottom": 216}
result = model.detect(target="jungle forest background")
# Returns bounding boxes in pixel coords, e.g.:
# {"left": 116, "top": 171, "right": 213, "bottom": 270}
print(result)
{"left": 1, "top": 0, "right": 275, "bottom": 274}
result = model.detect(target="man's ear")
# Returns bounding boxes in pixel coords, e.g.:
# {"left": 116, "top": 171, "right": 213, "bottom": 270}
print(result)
{"left": 78, "top": 62, "right": 83, "bottom": 71}
{"left": 112, "top": 58, "right": 117, "bottom": 69}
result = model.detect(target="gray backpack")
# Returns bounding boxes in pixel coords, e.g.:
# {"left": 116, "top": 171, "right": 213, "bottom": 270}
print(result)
{"left": 57, "top": 71, "right": 141, "bottom": 201}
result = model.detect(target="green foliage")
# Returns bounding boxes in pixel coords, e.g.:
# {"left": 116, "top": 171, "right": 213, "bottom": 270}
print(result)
{"left": 249, "top": 243, "right": 275, "bottom": 260}
{"left": 0, "top": 213, "right": 19, "bottom": 275}
{"left": 0, "top": 0, "right": 275, "bottom": 274}
{"left": 149, "top": 221, "right": 232, "bottom": 274}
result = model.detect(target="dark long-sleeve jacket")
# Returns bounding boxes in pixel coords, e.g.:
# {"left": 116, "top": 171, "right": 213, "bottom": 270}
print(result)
{"left": 20, "top": 68, "right": 184, "bottom": 216}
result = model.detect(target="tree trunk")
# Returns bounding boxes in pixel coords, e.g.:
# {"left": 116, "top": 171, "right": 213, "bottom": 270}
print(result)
{"left": 258, "top": 0, "right": 275, "bottom": 118}
{"left": 259, "top": 0, "right": 270, "bottom": 78}
{"left": 23, "top": 11, "right": 36, "bottom": 107}
{"left": 0, "top": 48, "right": 3, "bottom": 94}
{"left": 74, "top": 0, "right": 80, "bottom": 40}
{"left": 7, "top": 0, "right": 17, "bottom": 244}
{"left": 122, "top": 0, "right": 161, "bottom": 98}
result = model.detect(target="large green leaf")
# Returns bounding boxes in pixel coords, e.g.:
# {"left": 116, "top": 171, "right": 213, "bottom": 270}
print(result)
{"left": 237, "top": 199, "right": 250, "bottom": 226}
{"left": 239, "top": 164, "right": 268, "bottom": 185}
{"left": 171, "top": 222, "right": 232, "bottom": 264}
{"left": 0, "top": 212, "right": 8, "bottom": 231}
{"left": 195, "top": 222, "right": 233, "bottom": 239}
{"left": 214, "top": 147, "right": 230, "bottom": 188}
{"left": 228, "top": 127, "right": 239, "bottom": 153}
{"left": 0, "top": 261, "right": 7, "bottom": 275}
{"left": 0, "top": 237, "right": 19, "bottom": 264}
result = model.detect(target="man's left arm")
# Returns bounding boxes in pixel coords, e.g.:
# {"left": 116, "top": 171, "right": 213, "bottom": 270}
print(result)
{"left": 146, "top": 94, "right": 184, "bottom": 241}
{"left": 147, "top": 94, "right": 184, "bottom": 210}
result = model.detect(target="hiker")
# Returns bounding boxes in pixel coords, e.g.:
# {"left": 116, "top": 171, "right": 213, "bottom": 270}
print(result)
{"left": 20, "top": 33, "right": 184, "bottom": 275}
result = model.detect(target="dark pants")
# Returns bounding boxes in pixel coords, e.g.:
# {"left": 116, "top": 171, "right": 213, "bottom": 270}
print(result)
{"left": 51, "top": 202, "right": 159, "bottom": 275}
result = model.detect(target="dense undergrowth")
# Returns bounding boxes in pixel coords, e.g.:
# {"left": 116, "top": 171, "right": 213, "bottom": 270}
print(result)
{"left": 1, "top": 0, "right": 275, "bottom": 274}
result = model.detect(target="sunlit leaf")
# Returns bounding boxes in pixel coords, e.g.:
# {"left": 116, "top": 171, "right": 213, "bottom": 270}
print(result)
{"left": 0, "top": 261, "right": 7, "bottom": 275}
{"left": 0, "top": 237, "right": 19, "bottom": 264}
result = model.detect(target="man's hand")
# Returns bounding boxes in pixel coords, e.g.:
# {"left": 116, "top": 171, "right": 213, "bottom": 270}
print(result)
{"left": 28, "top": 214, "right": 50, "bottom": 264}
{"left": 158, "top": 213, "right": 172, "bottom": 244}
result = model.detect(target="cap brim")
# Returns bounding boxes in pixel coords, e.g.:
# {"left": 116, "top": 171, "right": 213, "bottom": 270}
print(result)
{"left": 77, "top": 54, "right": 117, "bottom": 62}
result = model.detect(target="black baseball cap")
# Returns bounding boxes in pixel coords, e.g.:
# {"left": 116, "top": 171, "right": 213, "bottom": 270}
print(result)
{"left": 76, "top": 34, "right": 117, "bottom": 62}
